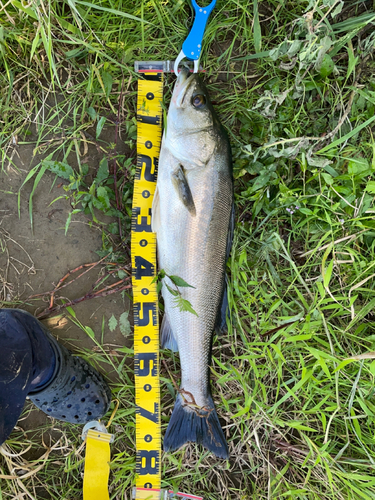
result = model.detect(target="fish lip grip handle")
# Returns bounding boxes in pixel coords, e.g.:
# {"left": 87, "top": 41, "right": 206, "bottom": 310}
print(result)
{"left": 174, "top": 0, "right": 217, "bottom": 74}
{"left": 182, "top": 0, "right": 217, "bottom": 62}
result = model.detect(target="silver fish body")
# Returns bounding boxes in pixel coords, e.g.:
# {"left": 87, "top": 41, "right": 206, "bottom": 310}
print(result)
{"left": 152, "top": 69, "right": 233, "bottom": 458}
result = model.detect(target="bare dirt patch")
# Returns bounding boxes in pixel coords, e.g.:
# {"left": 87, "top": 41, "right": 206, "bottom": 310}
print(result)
{"left": 0, "top": 125, "right": 132, "bottom": 440}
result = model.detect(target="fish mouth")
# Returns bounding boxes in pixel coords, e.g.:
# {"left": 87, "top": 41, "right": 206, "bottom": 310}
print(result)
{"left": 176, "top": 67, "right": 190, "bottom": 86}
{"left": 175, "top": 68, "right": 195, "bottom": 108}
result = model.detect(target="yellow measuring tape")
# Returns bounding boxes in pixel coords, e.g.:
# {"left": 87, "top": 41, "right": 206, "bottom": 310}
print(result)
{"left": 82, "top": 72, "right": 163, "bottom": 500}
{"left": 131, "top": 72, "right": 163, "bottom": 499}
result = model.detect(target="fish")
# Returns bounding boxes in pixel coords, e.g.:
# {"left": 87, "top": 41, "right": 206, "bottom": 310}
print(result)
{"left": 152, "top": 68, "right": 234, "bottom": 459}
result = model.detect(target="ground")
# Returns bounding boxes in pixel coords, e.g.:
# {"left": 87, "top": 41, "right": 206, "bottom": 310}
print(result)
{"left": 0, "top": 123, "right": 132, "bottom": 442}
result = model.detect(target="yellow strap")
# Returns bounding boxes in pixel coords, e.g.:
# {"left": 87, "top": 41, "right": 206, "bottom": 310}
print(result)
{"left": 83, "top": 429, "right": 113, "bottom": 500}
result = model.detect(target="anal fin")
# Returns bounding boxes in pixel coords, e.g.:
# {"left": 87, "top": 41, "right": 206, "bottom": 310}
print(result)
{"left": 160, "top": 314, "right": 179, "bottom": 352}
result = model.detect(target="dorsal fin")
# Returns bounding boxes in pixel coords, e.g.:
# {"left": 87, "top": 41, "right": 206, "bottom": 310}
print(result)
{"left": 215, "top": 204, "right": 235, "bottom": 335}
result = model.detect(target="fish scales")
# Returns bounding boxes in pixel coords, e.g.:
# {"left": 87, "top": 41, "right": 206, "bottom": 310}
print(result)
{"left": 152, "top": 69, "right": 233, "bottom": 458}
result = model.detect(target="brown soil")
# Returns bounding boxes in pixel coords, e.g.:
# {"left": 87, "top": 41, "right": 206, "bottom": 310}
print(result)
{"left": 0, "top": 124, "right": 132, "bottom": 439}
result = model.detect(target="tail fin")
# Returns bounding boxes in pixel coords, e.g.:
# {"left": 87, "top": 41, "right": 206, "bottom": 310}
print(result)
{"left": 164, "top": 393, "right": 228, "bottom": 459}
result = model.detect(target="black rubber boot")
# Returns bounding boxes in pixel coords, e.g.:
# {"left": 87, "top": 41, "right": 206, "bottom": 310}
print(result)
{"left": 28, "top": 332, "right": 112, "bottom": 424}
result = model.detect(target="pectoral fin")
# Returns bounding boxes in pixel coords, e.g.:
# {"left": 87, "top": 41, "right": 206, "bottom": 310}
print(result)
{"left": 171, "top": 165, "right": 196, "bottom": 216}
{"left": 151, "top": 185, "right": 160, "bottom": 232}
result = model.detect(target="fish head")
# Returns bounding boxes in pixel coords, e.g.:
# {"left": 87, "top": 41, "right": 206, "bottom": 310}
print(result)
{"left": 166, "top": 69, "right": 224, "bottom": 165}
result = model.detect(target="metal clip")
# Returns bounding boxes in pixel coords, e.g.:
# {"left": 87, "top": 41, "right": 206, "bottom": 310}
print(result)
{"left": 81, "top": 420, "right": 114, "bottom": 443}
{"left": 174, "top": 0, "right": 217, "bottom": 75}
{"left": 132, "top": 488, "right": 203, "bottom": 500}
{"left": 135, "top": 60, "right": 172, "bottom": 73}
{"left": 134, "top": 60, "right": 203, "bottom": 74}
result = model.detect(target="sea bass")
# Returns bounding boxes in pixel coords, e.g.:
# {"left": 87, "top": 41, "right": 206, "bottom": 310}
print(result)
{"left": 152, "top": 68, "right": 233, "bottom": 459}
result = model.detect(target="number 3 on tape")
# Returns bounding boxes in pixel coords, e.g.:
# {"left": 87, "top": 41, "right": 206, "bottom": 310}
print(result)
{"left": 132, "top": 72, "right": 163, "bottom": 499}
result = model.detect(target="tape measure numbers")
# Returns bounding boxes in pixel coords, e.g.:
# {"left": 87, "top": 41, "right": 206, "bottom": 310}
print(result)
{"left": 132, "top": 72, "right": 163, "bottom": 498}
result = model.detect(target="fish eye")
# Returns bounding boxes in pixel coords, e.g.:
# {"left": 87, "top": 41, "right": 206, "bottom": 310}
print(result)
{"left": 192, "top": 94, "right": 206, "bottom": 108}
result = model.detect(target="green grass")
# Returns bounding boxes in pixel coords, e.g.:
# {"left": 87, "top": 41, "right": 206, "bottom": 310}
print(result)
{"left": 1, "top": 0, "right": 375, "bottom": 498}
